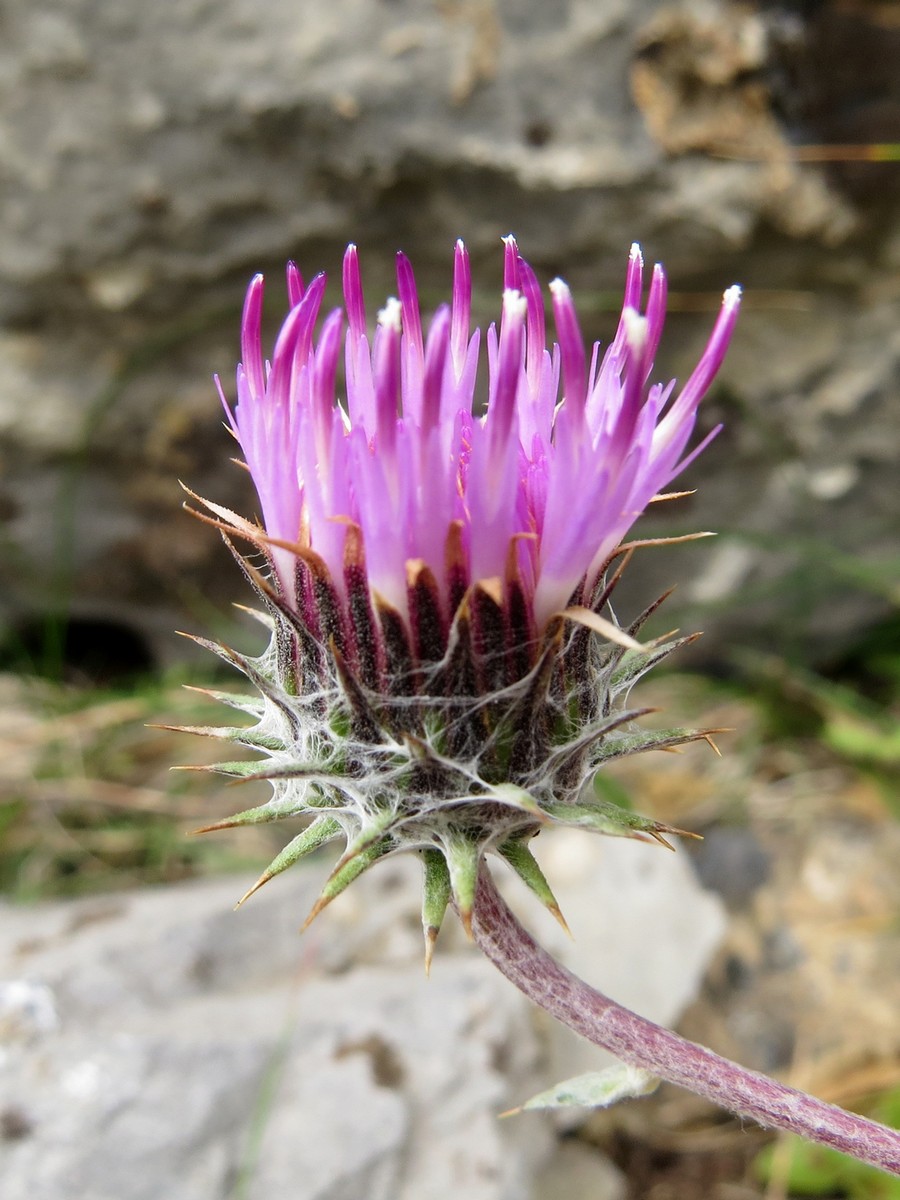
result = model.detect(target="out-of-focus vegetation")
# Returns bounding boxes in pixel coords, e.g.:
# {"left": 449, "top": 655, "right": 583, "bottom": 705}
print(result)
{"left": 735, "top": 614, "right": 900, "bottom": 809}
{"left": 0, "top": 661, "right": 275, "bottom": 901}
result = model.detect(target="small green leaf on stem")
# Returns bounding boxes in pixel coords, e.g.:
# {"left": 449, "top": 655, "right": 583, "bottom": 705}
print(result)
{"left": 502, "top": 1064, "right": 660, "bottom": 1116}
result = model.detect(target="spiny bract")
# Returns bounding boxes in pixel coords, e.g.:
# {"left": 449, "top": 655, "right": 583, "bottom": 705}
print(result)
{"left": 180, "top": 237, "right": 739, "bottom": 968}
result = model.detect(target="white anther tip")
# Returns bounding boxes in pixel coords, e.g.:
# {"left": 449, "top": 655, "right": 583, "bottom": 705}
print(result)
{"left": 502, "top": 288, "right": 527, "bottom": 319}
{"left": 377, "top": 296, "right": 403, "bottom": 331}
{"left": 622, "top": 306, "right": 648, "bottom": 353}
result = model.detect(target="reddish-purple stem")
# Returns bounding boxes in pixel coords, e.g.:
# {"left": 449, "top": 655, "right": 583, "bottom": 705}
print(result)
{"left": 471, "top": 867, "right": 900, "bottom": 1176}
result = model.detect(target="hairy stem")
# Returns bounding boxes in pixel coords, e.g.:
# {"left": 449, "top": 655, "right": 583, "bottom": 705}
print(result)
{"left": 471, "top": 866, "right": 900, "bottom": 1176}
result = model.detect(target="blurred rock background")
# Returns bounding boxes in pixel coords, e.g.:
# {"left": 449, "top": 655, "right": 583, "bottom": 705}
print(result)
{"left": 0, "top": 0, "right": 897, "bottom": 673}
{"left": 1, "top": 2, "right": 898, "bottom": 1198}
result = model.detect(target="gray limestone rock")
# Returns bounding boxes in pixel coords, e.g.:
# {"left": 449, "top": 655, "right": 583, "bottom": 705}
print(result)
{"left": 0, "top": 0, "right": 896, "bottom": 669}
{"left": 0, "top": 868, "right": 545, "bottom": 1200}
{"left": 0, "top": 839, "right": 725, "bottom": 1199}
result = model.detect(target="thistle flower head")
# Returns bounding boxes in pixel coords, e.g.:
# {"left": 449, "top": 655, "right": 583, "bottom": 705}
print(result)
{"left": 187, "top": 238, "right": 739, "bottom": 963}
